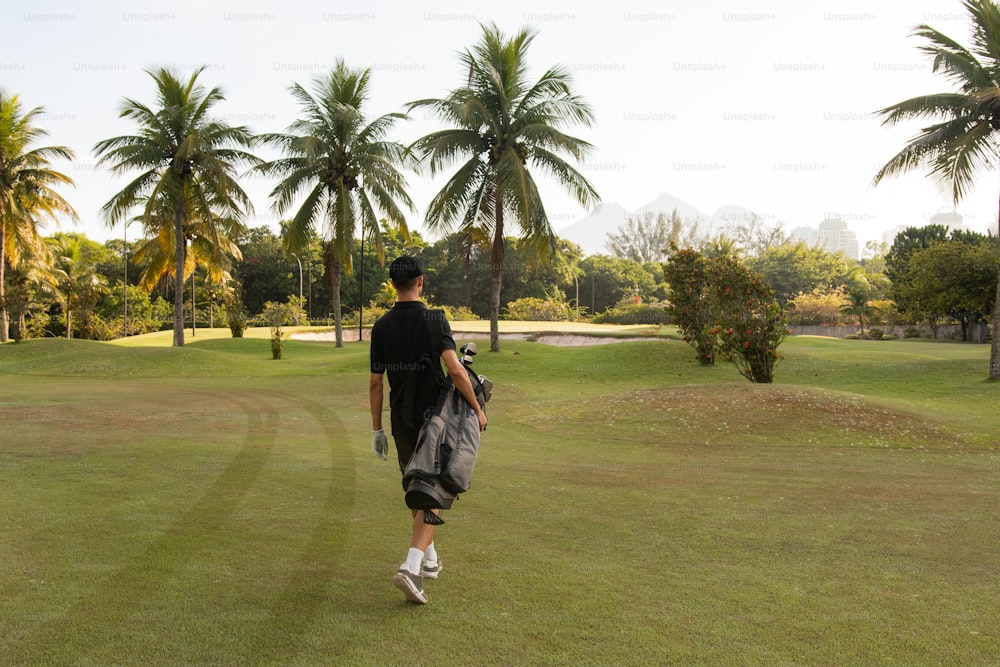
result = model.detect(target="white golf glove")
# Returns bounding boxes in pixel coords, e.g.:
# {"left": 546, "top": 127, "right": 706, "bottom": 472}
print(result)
{"left": 371, "top": 429, "right": 388, "bottom": 460}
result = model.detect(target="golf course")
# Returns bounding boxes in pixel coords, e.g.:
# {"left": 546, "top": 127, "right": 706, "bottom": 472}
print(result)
{"left": 1, "top": 327, "right": 998, "bottom": 665}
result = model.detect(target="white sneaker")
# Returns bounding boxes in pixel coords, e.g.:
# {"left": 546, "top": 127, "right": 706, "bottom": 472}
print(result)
{"left": 420, "top": 558, "right": 442, "bottom": 580}
{"left": 392, "top": 568, "right": 428, "bottom": 604}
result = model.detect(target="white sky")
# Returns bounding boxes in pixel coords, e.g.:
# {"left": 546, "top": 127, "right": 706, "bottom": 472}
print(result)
{"left": 4, "top": 0, "right": 998, "bottom": 250}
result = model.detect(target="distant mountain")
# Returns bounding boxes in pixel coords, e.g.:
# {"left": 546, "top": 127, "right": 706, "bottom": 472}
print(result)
{"left": 634, "top": 193, "right": 706, "bottom": 223}
{"left": 555, "top": 201, "right": 630, "bottom": 256}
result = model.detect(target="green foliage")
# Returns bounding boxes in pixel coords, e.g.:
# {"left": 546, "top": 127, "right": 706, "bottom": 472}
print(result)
{"left": 0, "top": 89, "right": 79, "bottom": 343}
{"left": 234, "top": 227, "right": 304, "bottom": 317}
{"left": 787, "top": 286, "right": 847, "bottom": 325}
{"left": 746, "top": 241, "right": 850, "bottom": 305}
{"left": 260, "top": 301, "right": 300, "bottom": 359}
{"left": 407, "top": 23, "right": 599, "bottom": 351}
{"left": 99, "top": 282, "right": 173, "bottom": 338}
{"left": 504, "top": 296, "right": 575, "bottom": 322}
{"left": 578, "top": 254, "right": 666, "bottom": 316}
{"left": 93, "top": 67, "right": 259, "bottom": 347}
{"left": 663, "top": 247, "right": 717, "bottom": 365}
{"left": 606, "top": 209, "right": 701, "bottom": 263}
{"left": 709, "top": 254, "right": 788, "bottom": 383}
{"left": 885, "top": 225, "right": 951, "bottom": 288}
{"left": 895, "top": 240, "right": 999, "bottom": 340}
{"left": 592, "top": 303, "right": 669, "bottom": 325}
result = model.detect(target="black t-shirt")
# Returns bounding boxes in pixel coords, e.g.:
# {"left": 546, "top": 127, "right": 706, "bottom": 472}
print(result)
{"left": 370, "top": 301, "right": 456, "bottom": 430}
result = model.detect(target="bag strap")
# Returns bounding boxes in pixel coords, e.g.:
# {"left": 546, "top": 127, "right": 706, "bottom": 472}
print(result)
{"left": 424, "top": 310, "right": 449, "bottom": 389}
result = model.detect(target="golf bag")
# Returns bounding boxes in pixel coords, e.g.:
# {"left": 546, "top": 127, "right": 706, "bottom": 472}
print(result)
{"left": 403, "top": 344, "right": 492, "bottom": 512}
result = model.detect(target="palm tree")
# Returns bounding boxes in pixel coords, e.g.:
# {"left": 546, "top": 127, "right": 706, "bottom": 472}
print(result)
{"left": 47, "top": 233, "right": 108, "bottom": 339}
{"left": 132, "top": 198, "right": 243, "bottom": 335}
{"left": 255, "top": 59, "right": 414, "bottom": 347}
{"left": 840, "top": 287, "right": 872, "bottom": 339}
{"left": 93, "top": 67, "right": 259, "bottom": 347}
{"left": 873, "top": 0, "right": 1000, "bottom": 378}
{"left": 407, "top": 23, "right": 600, "bottom": 351}
{"left": 4, "top": 243, "right": 59, "bottom": 341}
{"left": 0, "top": 89, "right": 78, "bottom": 342}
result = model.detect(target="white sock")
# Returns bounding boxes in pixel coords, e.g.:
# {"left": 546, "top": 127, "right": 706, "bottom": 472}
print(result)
{"left": 403, "top": 548, "right": 424, "bottom": 575}
{"left": 424, "top": 542, "right": 438, "bottom": 564}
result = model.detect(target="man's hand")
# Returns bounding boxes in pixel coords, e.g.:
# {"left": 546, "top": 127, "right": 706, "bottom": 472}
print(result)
{"left": 371, "top": 429, "right": 388, "bottom": 460}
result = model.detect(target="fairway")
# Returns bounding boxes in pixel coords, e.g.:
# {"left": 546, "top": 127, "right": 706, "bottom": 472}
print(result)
{"left": 1, "top": 331, "right": 998, "bottom": 665}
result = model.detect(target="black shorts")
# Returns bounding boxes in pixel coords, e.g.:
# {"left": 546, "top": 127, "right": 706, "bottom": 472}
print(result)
{"left": 390, "top": 414, "right": 420, "bottom": 478}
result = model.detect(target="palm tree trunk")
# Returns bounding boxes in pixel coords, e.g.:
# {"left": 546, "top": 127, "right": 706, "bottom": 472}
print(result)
{"left": 490, "top": 195, "right": 504, "bottom": 352}
{"left": 173, "top": 207, "right": 185, "bottom": 347}
{"left": 324, "top": 243, "right": 344, "bottom": 347}
{"left": 0, "top": 234, "right": 8, "bottom": 343}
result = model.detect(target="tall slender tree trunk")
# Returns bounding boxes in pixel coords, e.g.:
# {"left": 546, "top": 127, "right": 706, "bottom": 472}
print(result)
{"left": 173, "top": 207, "right": 185, "bottom": 347}
{"left": 324, "top": 242, "right": 344, "bottom": 347}
{"left": 190, "top": 272, "right": 196, "bottom": 337}
{"left": 65, "top": 292, "right": 72, "bottom": 339}
{"left": 490, "top": 195, "right": 505, "bottom": 352}
{"left": 0, "top": 234, "right": 8, "bottom": 343}
{"left": 991, "top": 181, "right": 1000, "bottom": 379}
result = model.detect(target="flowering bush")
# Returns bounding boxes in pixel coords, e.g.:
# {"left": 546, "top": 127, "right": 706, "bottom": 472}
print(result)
{"left": 665, "top": 247, "right": 788, "bottom": 381}
{"left": 709, "top": 255, "right": 787, "bottom": 383}
{"left": 664, "top": 246, "right": 717, "bottom": 365}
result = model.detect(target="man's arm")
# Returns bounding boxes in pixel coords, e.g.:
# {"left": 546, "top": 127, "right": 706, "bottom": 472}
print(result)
{"left": 441, "top": 349, "right": 488, "bottom": 432}
{"left": 370, "top": 372, "right": 385, "bottom": 431}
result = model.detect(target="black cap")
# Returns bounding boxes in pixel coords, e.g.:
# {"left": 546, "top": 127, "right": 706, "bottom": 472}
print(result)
{"left": 388, "top": 255, "right": 423, "bottom": 283}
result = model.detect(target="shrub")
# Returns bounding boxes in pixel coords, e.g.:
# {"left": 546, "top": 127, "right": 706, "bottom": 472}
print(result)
{"left": 593, "top": 303, "right": 669, "bottom": 325}
{"left": 904, "top": 326, "right": 924, "bottom": 338}
{"left": 504, "top": 296, "right": 574, "bottom": 322}
{"left": 708, "top": 254, "right": 788, "bottom": 383}
{"left": 787, "top": 286, "right": 846, "bottom": 325}
{"left": 664, "top": 246, "right": 717, "bottom": 365}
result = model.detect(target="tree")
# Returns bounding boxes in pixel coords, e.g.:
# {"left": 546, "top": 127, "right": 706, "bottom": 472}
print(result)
{"left": 746, "top": 241, "right": 850, "bottom": 305}
{"left": 839, "top": 287, "right": 872, "bottom": 338}
{"left": 899, "top": 241, "right": 998, "bottom": 339}
{"left": 606, "top": 209, "right": 699, "bottom": 263}
{"left": 710, "top": 254, "right": 788, "bottom": 383}
{"left": 873, "top": 0, "right": 1000, "bottom": 377}
{"left": 47, "top": 233, "right": 108, "bottom": 339}
{"left": 578, "top": 254, "right": 662, "bottom": 315}
{"left": 407, "top": 23, "right": 599, "bottom": 351}
{"left": 664, "top": 246, "right": 718, "bottom": 365}
{"left": 256, "top": 60, "right": 414, "bottom": 347}
{"left": 3, "top": 243, "right": 59, "bottom": 340}
{"left": 94, "top": 67, "right": 259, "bottom": 347}
{"left": 0, "top": 89, "right": 78, "bottom": 342}
{"left": 884, "top": 225, "right": 950, "bottom": 286}
{"left": 722, "top": 213, "right": 786, "bottom": 257}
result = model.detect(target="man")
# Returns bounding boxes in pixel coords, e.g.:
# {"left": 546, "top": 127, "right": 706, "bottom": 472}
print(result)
{"left": 369, "top": 255, "right": 488, "bottom": 604}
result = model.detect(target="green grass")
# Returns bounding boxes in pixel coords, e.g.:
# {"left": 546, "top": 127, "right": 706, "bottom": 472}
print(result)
{"left": 1, "top": 331, "right": 998, "bottom": 665}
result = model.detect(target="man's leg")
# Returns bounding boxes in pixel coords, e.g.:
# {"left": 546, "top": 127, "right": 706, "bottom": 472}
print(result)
{"left": 410, "top": 509, "right": 438, "bottom": 551}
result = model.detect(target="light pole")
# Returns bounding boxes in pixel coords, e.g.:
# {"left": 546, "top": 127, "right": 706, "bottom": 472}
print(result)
{"left": 291, "top": 253, "right": 303, "bottom": 325}
{"left": 359, "top": 232, "right": 364, "bottom": 342}
{"left": 122, "top": 220, "right": 129, "bottom": 338}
